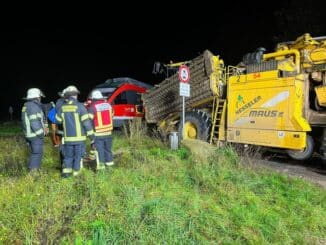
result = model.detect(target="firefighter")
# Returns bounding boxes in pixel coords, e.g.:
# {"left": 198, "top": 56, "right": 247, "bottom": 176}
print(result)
{"left": 21, "top": 88, "right": 48, "bottom": 171}
{"left": 88, "top": 89, "right": 114, "bottom": 170}
{"left": 55, "top": 85, "right": 95, "bottom": 177}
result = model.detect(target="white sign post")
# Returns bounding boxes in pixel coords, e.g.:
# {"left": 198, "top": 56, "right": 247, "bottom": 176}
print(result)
{"left": 178, "top": 65, "right": 190, "bottom": 140}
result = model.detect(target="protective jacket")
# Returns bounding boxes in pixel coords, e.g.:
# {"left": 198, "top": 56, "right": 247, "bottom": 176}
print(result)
{"left": 55, "top": 98, "right": 95, "bottom": 144}
{"left": 88, "top": 100, "right": 113, "bottom": 137}
{"left": 21, "top": 100, "right": 46, "bottom": 139}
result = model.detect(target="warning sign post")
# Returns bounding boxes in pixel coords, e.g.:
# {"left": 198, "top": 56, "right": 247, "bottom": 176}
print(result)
{"left": 178, "top": 65, "right": 190, "bottom": 139}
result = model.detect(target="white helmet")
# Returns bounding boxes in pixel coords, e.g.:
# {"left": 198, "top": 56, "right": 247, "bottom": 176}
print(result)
{"left": 24, "top": 88, "right": 45, "bottom": 99}
{"left": 58, "top": 88, "right": 66, "bottom": 97}
{"left": 90, "top": 90, "right": 105, "bottom": 100}
{"left": 64, "top": 85, "right": 80, "bottom": 96}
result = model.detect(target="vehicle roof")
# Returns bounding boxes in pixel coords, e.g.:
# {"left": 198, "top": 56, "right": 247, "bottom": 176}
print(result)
{"left": 95, "top": 77, "right": 152, "bottom": 89}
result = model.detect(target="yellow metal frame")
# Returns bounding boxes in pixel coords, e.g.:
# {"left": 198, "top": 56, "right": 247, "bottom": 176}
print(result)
{"left": 263, "top": 49, "right": 301, "bottom": 73}
{"left": 218, "top": 100, "right": 227, "bottom": 141}
{"left": 315, "top": 85, "right": 326, "bottom": 106}
{"left": 209, "top": 55, "right": 227, "bottom": 97}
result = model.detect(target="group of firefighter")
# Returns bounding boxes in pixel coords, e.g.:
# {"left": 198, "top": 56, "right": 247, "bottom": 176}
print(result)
{"left": 21, "top": 85, "right": 114, "bottom": 178}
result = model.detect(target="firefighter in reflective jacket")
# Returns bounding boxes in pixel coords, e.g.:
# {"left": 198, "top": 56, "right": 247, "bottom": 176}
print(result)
{"left": 55, "top": 85, "right": 95, "bottom": 177}
{"left": 88, "top": 90, "right": 114, "bottom": 169}
{"left": 21, "top": 88, "right": 48, "bottom": 171}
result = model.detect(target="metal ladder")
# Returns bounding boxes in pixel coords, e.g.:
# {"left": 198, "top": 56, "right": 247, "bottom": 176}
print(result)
{"left": 210, "top": 98, "right": 226, "bottom": 145}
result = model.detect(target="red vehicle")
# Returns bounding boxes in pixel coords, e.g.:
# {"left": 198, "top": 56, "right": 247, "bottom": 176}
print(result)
{"left": 86, "top": 77, "right": 152, "bottom": 127}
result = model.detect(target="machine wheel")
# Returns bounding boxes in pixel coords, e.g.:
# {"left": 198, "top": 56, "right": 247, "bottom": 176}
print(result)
{"left": 179, "top": 110, "right": 211, "bottom": 141}
{"left": 287, "top": 135, "right": 314, "bottom": 161}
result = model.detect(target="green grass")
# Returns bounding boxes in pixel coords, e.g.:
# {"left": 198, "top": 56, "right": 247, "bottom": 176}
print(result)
{"left": 0, "top": 122, "right": 325, "bottom": 244}
{"left": 0, "top": 121, "right": 23, "bottom": 136}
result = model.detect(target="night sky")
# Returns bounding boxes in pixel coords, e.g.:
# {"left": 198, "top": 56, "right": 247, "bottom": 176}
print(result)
{"left": 1, "top": 1, "right": 324, "bottom": 120}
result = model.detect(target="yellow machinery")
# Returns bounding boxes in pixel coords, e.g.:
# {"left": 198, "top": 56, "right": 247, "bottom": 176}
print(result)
{"left": 226, "top": 33, "right": 326, "bottom": 160}
{"left": 315, "top": 85, "right": 326, "bottom": 107}
{"left": 143, "top": 33, "right": 326, "bottom": 160}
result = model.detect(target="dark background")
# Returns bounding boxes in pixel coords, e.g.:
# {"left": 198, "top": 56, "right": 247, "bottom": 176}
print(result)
{"left": 1, "top": 1, "right": 324, "bottom": 120}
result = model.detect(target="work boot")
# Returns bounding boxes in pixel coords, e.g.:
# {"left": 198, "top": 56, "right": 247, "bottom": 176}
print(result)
{"left": 61, "top": 173, "right": 72, "bottom": 178}
{"left": 28, "top": 168, "right": 41, "bottom": 178}
{"left": 96, "top": 164, "right": 105, "bottom": 170}
{"left": 73, "top": 171, "right": 81, "bottom": 177}
{"left": 105, "top": 161, "right": 114, "bottom": 166}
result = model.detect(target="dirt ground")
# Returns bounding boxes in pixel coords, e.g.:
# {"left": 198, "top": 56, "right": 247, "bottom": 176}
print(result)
{"left": 249, "top": 154, "right": 326, "bottom": 189}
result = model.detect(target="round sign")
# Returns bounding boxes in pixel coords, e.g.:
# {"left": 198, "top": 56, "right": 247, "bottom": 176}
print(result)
{"left": 178, "top": 65, "right": 190, "bottom": 83}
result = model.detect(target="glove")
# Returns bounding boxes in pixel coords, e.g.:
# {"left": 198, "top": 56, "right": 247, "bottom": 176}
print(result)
{"left": 44, "top": 127, "right": 49, "bottom": 136}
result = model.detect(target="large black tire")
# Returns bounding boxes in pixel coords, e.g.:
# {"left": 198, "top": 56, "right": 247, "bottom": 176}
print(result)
{"left": 287, "top": 135, "right": 314, "bottom": 161}
{"left": 179, "top": 110, "right": 211, "bottom": 141}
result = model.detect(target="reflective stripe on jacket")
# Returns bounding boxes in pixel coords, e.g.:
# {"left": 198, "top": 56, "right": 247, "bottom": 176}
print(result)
{"left": 88, "top": 100, "right": 113, "bottom": 137}
{"left": 21, "top": 100, "right": 45, "bottom": 139}
{"left": 55, "top": 98, "right": 95, "bottom": 144}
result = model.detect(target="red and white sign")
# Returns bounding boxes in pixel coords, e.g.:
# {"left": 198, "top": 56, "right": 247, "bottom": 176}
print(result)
{"left": 178, "top": 65, "right": 190, "bottom": 83}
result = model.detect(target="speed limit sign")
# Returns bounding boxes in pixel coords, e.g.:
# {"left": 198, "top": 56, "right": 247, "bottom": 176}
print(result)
{"left": 178, "top": 65, "right": 190, "bottom": 83}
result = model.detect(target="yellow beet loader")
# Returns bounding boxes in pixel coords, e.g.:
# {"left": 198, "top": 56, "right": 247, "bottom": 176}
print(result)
{"left": 142, "top": 33, "right": 326, "bottom": 160}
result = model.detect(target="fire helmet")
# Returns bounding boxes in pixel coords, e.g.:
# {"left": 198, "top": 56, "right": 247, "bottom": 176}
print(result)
{"left": 90, "top": 90, "right": 106, "bottom": 100}
{"left": 24, "top": 88, "right": 45, "bottom": 99}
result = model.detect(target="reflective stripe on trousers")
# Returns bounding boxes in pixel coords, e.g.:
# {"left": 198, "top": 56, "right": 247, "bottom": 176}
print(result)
{"left": 27, "top": 137, "right": 44, "bottom": 170}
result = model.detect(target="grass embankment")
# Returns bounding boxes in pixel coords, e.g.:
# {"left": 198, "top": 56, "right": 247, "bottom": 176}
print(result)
{"left": 0, "top": 122, "right": 325, "bottom": 244}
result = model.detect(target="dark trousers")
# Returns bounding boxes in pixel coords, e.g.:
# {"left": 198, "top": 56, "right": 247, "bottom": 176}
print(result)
{"left": 63, "top": 143, "right": 84, "bottom": 172}
{"left": 95, "top": 136, "right": 113, "bottom": 163}
{"left": 27, "top": 137, "right": 44, "bottom": 170}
